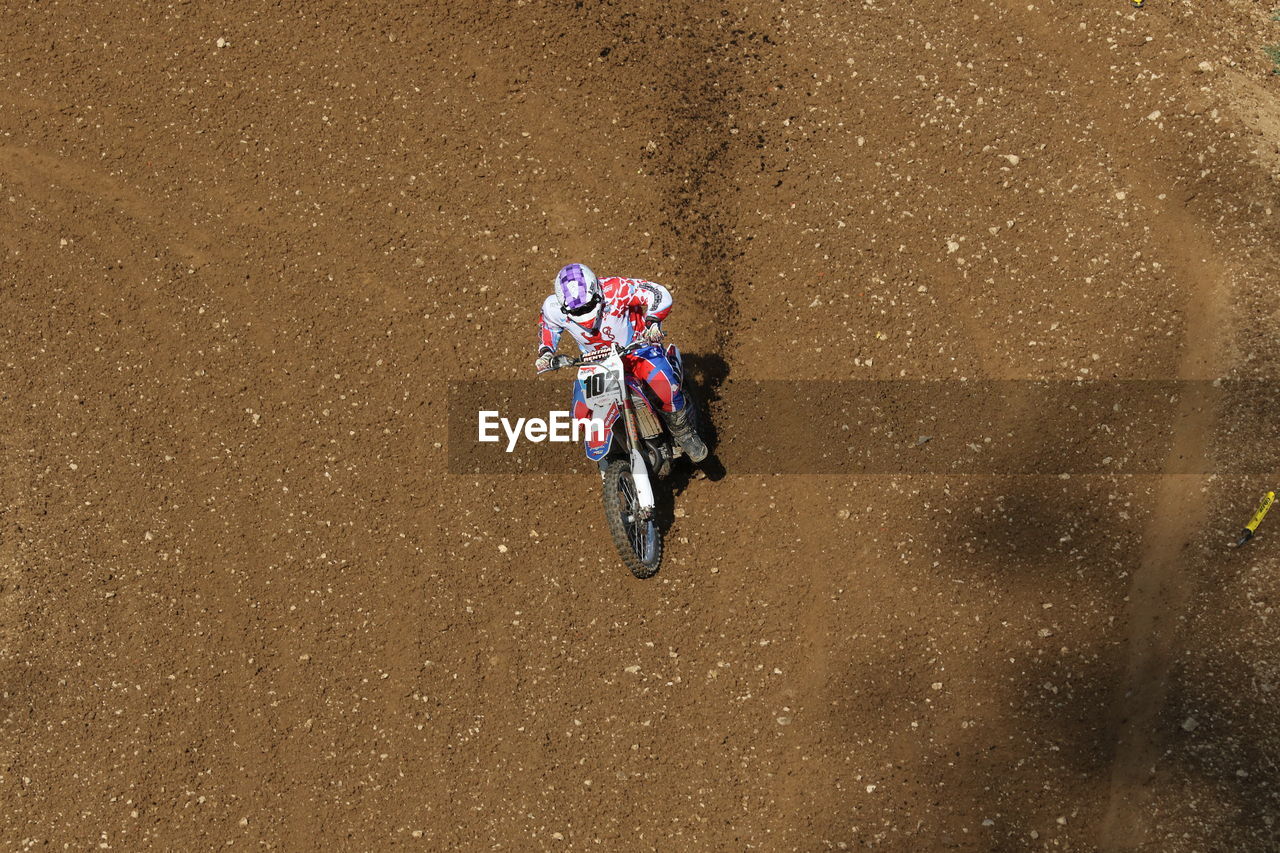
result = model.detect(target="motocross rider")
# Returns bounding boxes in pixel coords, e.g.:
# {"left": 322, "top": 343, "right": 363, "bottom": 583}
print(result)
{"left": 536, "top": 263, "right": 708, "bottom": 463}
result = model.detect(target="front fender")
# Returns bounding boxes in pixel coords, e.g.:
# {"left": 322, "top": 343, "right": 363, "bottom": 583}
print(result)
{"left": 585, "top": 403, "right": 620, "bottom": 461}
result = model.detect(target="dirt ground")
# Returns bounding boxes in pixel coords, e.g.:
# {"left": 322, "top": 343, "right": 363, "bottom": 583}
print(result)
{"left": 4, "top": 0, "right": 1280, "bottom": 850}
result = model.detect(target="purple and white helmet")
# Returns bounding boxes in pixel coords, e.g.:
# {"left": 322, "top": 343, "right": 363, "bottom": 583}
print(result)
{"left": 554, "top": 263, "right": 603, "bottom": 326}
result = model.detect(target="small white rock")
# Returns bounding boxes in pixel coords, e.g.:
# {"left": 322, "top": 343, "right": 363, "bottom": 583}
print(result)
{"left": 1002, "top": 154, "right": 1020, "bottom": 165}
{"left": 1146, "top": 110, "right": 1161, "bottom": 121}
{"left": 1182, "top": 716, "right": 1198, "bottom": 732}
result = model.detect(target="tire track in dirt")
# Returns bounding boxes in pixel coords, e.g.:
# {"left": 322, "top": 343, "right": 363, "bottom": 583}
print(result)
{"left": 648, "top": 14, "right": 752, "bottom": 362}
{"left": 640, "top": 9, "right": 759, "bottom": 658}
{"left": 1096, "top": 197, "right": 1231, "bottom": 851}
{"left": 984, "top": 2, "right": 1235, "bottom": 847}
{"left": 0, "top": 146, "right": 215, "bottom": 269}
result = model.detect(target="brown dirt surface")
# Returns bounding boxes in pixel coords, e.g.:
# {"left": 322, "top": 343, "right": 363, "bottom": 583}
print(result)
{"left": 4, "top": 1, "right": 1280, "bottom": 850}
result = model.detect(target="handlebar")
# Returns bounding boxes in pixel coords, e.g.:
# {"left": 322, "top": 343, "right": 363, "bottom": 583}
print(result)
{"left": 537, "top": 341, "right": 651, "bottom": 374}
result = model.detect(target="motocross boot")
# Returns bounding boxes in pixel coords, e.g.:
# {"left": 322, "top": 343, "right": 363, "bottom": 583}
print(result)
{"left": 661, "top": 406, "right": 708, "bottom": 463}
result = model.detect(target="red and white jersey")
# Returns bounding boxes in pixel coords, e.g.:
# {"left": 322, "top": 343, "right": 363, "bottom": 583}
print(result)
{"left": 538, "top": 276, "right": 673, "bottom": 355}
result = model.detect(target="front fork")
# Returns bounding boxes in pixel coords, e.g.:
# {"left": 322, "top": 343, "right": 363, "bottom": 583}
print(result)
{"left": 629, "top": 446, "right": 656, "bottom": 517}
{"left": 622, "top": 394, "right": 656, "bottom": 517}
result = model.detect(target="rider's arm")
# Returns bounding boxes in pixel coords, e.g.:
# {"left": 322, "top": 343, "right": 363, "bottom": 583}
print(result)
{"left": 537, "top": 309, "right": 562, "bottom": 356}
{"left": 626, "top": 279, "right": 673, "bottom": 323}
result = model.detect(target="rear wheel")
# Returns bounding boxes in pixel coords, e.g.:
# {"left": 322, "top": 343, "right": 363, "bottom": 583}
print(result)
{"left": 602, "top": 459, "right": 662, "bottom": 578}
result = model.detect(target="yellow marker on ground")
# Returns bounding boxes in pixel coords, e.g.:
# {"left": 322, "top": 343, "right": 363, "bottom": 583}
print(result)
{"left": 1131, "top": 0, "right": 1144, "bottom": 7}
{"left": 1236, "top": 490, "right": 1275, "bottom": 546}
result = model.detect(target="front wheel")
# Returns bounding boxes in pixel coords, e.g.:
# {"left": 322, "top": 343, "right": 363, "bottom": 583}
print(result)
{"left": 602, "top": 459, "right": 662, "bottom": 579}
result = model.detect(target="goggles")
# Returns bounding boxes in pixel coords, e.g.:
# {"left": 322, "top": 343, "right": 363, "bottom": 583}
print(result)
{"left": 565, "top": 295, "right": 601, "bottom": 318}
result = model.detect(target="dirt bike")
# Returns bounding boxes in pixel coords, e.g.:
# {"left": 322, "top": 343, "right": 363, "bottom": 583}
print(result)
{"left": 541, "top": 340, "right": 701, "bottom": 579}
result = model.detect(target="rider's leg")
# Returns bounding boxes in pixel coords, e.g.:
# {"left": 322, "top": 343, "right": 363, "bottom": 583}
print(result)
{"left": 626, "top": 346, "right": 684, "bottom": 412}
{"left": 626, "top": 346, "right": 708, "bottom": 462}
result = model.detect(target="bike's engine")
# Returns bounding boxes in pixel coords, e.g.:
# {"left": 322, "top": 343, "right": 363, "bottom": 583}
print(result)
{"left": 630, "top": 391, "right": 663, "bottom": 439}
